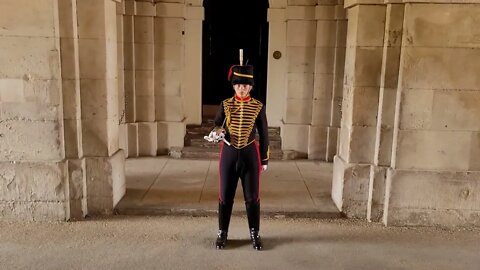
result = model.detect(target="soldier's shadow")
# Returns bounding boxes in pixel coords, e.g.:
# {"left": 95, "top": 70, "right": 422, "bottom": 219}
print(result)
{"left": 226, "top": 239, "right": 252, "bottom": 249}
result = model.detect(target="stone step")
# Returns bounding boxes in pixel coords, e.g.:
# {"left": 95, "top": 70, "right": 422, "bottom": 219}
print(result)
{"left": 186, "top": 125, "right": 280, "bottom": 136}
{"left": 170, "top": 147, "right": 293, "bottom": 160}
{"left": 186, "top": 137, "right": 282, "bottom": 149}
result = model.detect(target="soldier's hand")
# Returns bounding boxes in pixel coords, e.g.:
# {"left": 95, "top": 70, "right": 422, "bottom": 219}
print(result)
{"left": 262, "top": 165, "right": 268, "bottom": 171}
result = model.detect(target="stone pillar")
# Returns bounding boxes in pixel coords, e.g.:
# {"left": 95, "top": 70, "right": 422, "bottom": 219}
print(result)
{"left": 266, "top": 1, "right": 287, "bottom": 127}
{"left": 184, "top": 3, "right": 204, "bottom": 125}
{"left": 384, "top": 3, "right": 480, "bottom": 226}
{"left": 308, "top": 2, "right": 346, "bottom": 161}
{"left": 281, "top": 2, "right": 317, "bottom": 157}
{"left": 154, "top": 1, "right": 186, "bottom": 154}
{"left": 0, "top": 0, "right": 67, "bottom": 220}
{"left": 332, "top": 3, "right": 386, "bottom": 218}
{"left": 77, "top": 0, "right": 125, "bottom": 215}
{"left": 368, "top": 3, "right": 404, "bottom": 222}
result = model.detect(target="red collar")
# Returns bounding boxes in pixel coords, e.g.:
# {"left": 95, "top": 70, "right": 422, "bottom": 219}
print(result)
{"left": 234, "top": 95, "right": 251, "bottom": 102}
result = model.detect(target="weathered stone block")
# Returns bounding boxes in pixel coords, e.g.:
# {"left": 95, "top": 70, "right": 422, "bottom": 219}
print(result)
{"left": 118, "top": 123, "right": 128, "bottom": 153}
{"left": 346, "top": 5, "right": 386, "bottom": 47}
{"left": 378, "top": 87, "right": 396, "bottom": 127}
{"left": 471, "top": 132, "right": 480, "bottom": 171}
{"left": 385, "top": 169, "right": 480, "bottom": 226}
{"left": 155, "top": 70, "right": 182, "bottom": 96}
{"left": 326, "top": 127, "right": 339, "bottom": 161}
{"left": 269, "top": 0, "right": 287, "bottom": 8}
{"left": 0, "top": 102, "right": 59, "bottom": 122}
{"left": 0, "top": 120, "right": 63, "bottom": 161}
{"left": 384, "top": 4, "right": 404, "bottom": 48}
{"left": 64, "top": 119, "right": 82, "bottom": 159}
{"left": 349, "top": 126, "right": 376, "bottom": 164}
{"left": 376, "top": 128, "right": 393, "bottom": 167}
{"left": 77, "top": 0, "right": 108, "bottom": 39}
{"left": 80, "top": 79, "right": 109, "bottom": 119}
{"left": 268, "top": 8, "right": 286, "bottom": 22}
{"left": 135, "top": 96, "right": 155, "bottom": 122}
{"left": 287, "top": 21, "right": 316, "bottom": 47}
{"left": 0, "top": 0, "right": 57, "bottom": 38}
{"left": 154, "top": 18, "right": 184, "bottom": 44}
{"left": 134, "top": 16, "right": 154, "bottom": 43}
{"left": 78, "top": 39, "right": 107, "bottom": 79}
{"left": 81, "top": 118, "right": 109, "bottom": 156}
{"left": 123, "top": 15, "right": 134, "bottom": 43}
{"left": 185, "top": 6, "right": 204, "bottom": 20}
{"left": 0, "top": 201, "right": 67, "bottom": 221}
{"left": 154, "top": 44, "right": 183, "bottom": 71}
{"left": 286, "top": 6, "right": 316, "bottom": 20}
{"left": 135, "top": 1, "right": 156, "bottom": 17}
{"left": 84, "top": 150, "right": 125, "bottom": 212}
{"left": 401, "top": 47, "right": 480, "bottom": 91}
{"left": 315, "top": 5, "right": 335, "bottom": 20}
{"left": 368, "top": 165, "right": 387, "bottom": 222}
{"left": 313, "top": 73, "right": 334, "bottom": 100}
{"left": 351, "top": 47, "right": 384, "bottom": 87}
{"left": 431, "top": 90, "right": 480, "bottom": 131}
{"left": 281, "top": 124, "right": 309, "bottom": 153}
{"left": 403, "top": 4, "right": 480, "bottom": 48}
{"left": 380, "top": 47, "right": 401, "bottom": 89}
{"left": 308, "top": 126, "right": 328, "bottom": 160}
{"left": 157, "top": 121, "right": 185, "bottom": 152}
{"left": 399, "top": 89, "right": 434, "bottom": 130}
{"left": 135, "top": 70, "right": 154, "bottom": 96}
{"left": 316, "top": 20, "right": 337, "bottom": 47}
{"left": 337, "top": 126, "right": 351, "bottom": 161}
{"left": 314, "top": 47, "right": 335, "bottom": 74}
{"left": 332, "top": 155, "right": 371, "bottom": 218}
{"left": 287, "top": 46, "right": 315, "bottom": 73}
{"left": 0, "top": 37, "right": 60, "bottom": 79}
{"left": 286, "top": 73, "right": 314, "bottom": 99}
{"left": 288, "top": 0, "right": 317, "bottom": 6}
{"left": 155, "top": 95, "right": 184, "bottom": 121}
{"left": 395, "top": 130, "right": 472, "bottom": 171}
{"left": 351, "top": 87, "right": 380, "bottom": 127}
{"left": 156, "top": 2, "right": 185, "bottom": 18}
{"left": 134, "top": 43, "right": 154, "bottom": 70}
{"left": 138, "top": 122, "right": 158, "bottom": 156}
{"left": 311, "top": 98, "right": 332, "bottom": 126}
{"left": 127, "top": 123, "right": 138, "bottom": 157}
{"left": 66, "top": 158, "right": 86, "bottom": 219}
{"left": 60, "top": 38, "right": 80, "bottom": 80}
{"left": 284, "top": 98, "right": 313, "bottom": 124}
{"left": 0, "top": 161, "right": 67, "bottom": 202}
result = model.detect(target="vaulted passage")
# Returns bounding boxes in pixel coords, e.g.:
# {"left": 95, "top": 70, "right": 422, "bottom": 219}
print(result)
{"left": 202, "top": 0, "right": 269, "bottom": 110}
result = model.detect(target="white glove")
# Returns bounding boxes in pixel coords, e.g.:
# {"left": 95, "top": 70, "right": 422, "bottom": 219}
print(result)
{"left": 262, "top": 165, "right": 268, "bottom": 171}
{"left": 204, "top": 129, "right": 225, "bottom": 143}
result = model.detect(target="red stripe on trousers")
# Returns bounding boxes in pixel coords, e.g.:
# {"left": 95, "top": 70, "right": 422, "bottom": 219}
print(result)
{"left": 218, "top": 142, "right": 225, "bottom": 202}
{"left": 254, "top": 141, "right": 262, "bottom": 202}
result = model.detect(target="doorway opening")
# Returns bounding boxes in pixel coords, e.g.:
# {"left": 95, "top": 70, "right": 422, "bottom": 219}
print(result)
{"left": 202, "top": 0, "right": 269, "bottom": 119}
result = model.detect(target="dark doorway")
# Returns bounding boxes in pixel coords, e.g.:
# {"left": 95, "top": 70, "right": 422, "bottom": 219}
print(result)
{"left": 202, "top": 0, "right": 269, "bottom": 118}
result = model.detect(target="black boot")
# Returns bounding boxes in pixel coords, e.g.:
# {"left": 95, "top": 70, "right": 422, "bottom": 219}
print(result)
{"left": 216, "top": 202, "right": 233, "bottom": 249}
{"left": 216, "top": 230, "right": 228, "bottom": 249}
{"left": 250, "top": 229, "right": 263, "bottom": 250}
{"left": 246, "top": 202, "right": 263, "bottom": 250}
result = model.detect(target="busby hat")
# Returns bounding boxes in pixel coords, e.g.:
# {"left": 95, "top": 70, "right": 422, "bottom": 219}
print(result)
{"left": 228, "top": 65, "right": 254, "bottom": 86}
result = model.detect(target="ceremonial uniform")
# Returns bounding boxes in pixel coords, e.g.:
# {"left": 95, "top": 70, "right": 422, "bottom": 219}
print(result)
{"left": 212, "top": 65, "right": 269, "bottom": 250}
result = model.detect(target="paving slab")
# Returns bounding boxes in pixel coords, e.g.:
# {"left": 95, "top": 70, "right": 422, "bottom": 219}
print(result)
{"left": 116, "top": 157, "right": 342, "bottom": 219}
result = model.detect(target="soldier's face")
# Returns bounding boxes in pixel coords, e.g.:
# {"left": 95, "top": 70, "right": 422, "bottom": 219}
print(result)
{"left": 233, "top": 84, "right": 252, "bottom": 98}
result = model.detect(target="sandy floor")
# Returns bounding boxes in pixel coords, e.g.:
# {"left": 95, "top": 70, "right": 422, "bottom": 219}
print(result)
{"left": 1, "top": 215, "right": 479, "bottom": 270}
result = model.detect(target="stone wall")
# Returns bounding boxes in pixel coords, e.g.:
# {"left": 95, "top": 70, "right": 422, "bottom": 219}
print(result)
{"left": 0, "top": 0, "right": 125, "bottom": 221}
{"left": 333, "top": 1, "right": 480, "bottom": 226}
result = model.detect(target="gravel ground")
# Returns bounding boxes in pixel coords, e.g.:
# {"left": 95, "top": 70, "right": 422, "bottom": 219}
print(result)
{"left": 0, "top": 215, "right": 479, "bottom": 270}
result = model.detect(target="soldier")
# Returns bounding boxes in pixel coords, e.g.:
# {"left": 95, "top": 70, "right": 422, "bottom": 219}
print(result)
{"left": 206, "top": 64, "right": 269, "bottom": 250}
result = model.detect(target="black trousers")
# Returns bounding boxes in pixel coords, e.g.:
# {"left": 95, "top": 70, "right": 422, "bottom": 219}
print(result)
{"left": 219, "top": 141, "right": 261, "bottom": 205}
{"left": 218, "top": 141, "right": 261, "bottom": 232}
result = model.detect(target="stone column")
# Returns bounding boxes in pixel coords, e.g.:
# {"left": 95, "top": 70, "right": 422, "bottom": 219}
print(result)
{"left": 368, "top": 3, "right": 404, "bottom": 222}
{"left": 77, "top": 0, "right": 125, "bottom": 215}
{"left": 384, "top": 2, "right": 480, "bottom": 226}
{"left": 332, "top": 2, "right": 386, "bottom": 218}
{"left": 266, "top": 1, "right": 287, "bottom": 127}
{"left": 308, "top": 2, "right": 346, "bottom": 161}
{"left": 0, "top": 0, "right": 68, "bottom": 220}
{"left": 184, "top": 2, "right": 204, "bottom": 125}
{"left": 154, "top": 1, "right": 186, "bottom": 154}
{"left": 281, "top": 3, "right": 317, "bottom": 157}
